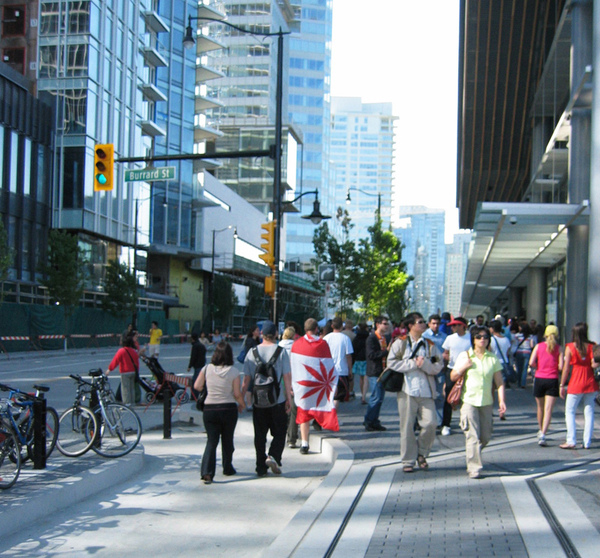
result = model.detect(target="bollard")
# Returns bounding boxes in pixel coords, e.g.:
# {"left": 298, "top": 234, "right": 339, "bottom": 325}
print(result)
{"left": 163, "top": 386, "right": 172, "bottom": 439}
{"left": 32, "top": 394, "right": 47, "bottom": 469}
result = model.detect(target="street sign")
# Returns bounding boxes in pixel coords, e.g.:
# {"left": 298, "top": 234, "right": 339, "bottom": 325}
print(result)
{"left": 318, "top": 263, "right": 336, "bottom": 283}
{"left": 124, "top": 166, "right": 176, "bottom": 182}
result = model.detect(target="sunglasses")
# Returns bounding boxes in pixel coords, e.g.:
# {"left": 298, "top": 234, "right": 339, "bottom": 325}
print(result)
{"left": 415, "top": 320, "right": 426, "bottom": 325}
{"left": 474, "top": 335, "right": 490, "bottom": 340}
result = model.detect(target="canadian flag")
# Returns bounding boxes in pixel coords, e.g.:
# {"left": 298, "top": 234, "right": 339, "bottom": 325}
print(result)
{"left": 291, "top": 334, "right": 339, "bottom": 431}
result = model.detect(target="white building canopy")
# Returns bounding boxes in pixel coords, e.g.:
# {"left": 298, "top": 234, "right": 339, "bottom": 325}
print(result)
{"left": 460, "top": 201, "right": 589, "bottom": 317}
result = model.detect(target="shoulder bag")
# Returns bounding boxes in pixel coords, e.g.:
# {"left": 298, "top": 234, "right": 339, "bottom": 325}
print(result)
{"left": 378, "top": 338, "right": 426, "bottom": 392}
{"left": 195, "top": 365, "right": 209, "bottom": 411}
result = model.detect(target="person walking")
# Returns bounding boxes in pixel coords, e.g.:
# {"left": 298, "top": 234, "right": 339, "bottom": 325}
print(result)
{"left": 106, "top": 330, "right": 140, "bottom": 406}
{"left": 363, "top": 316, "right": 391, "bottom": 431}
{"left": 422, "top": 314, "right": 447, "bottom": 427}
{"left": 146, "top": 321, "right": 163, "bottom": 358}
{"left": 242, "top": 321, "right": 292, "bottom": 476}
{"left": 513, "top": 321, "right": 535, "bottom": 388}
{"left": 352, "top": 323, "right": 370, "bottom": 404}
{"left": 559, "top": 322, "right": 599, "bottom": 450}
{"left": 279, "top": 326, "right": 298, "bottom": 448}
{"left": 450, "top": 326, "right": 506, "bottom": 479}
{"left": 188, "top": 332, "right": 207, "bottom": 399}
{"left": 388, "top": 312, "right": 443, "bottom": 473}
{"left": 441, "top": 317, "right": 471, "bottom": 435}
{"left": 240, "top": 325, "right": 261, "bottom": 410}
{"left": 528, "top": 325, "right": 563, "bottom": 446}
{"left": 324, "top": 317, "right": 354, "bottom": 409}
{"left": 194, "top": 341, "right": 245, "bottom": 484}
{"left": 490, "top": 319, "right": 513, "bottom": 396}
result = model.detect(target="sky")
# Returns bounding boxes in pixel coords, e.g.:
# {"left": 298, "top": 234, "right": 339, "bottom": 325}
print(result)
{"left": 330, "top": 0, "right": 461, "bottom": 242}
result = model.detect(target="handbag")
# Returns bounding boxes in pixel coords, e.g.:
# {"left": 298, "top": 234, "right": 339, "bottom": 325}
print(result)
{"left": 378, "top": 367, "right": 404, "bottom": 392}
{"left": 195, "top": 365, "right": 208, "bottom": 411}
{"left": 447, "top": 375, "right": 464, "bottom": 409}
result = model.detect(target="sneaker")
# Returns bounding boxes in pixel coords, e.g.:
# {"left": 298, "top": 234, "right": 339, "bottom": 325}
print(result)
{"left": 468, "top": 470, "right": 481, "bottom": 479}
{"left": 288, "top": 442, "right": 298, "bottom": 449}
{"left": 538, "top": 436, "right": 547, "bottom": 447}
{"left": 265, "top": 456, "right": 281, "bottom": 475}
{"left": 299, "top": 445, "right": 309, "bottom": 455}
{"left": 441, "top": 426, "right": 451, "bottom": 436}
{"left": 372, "top": 423, "right": 387, "bottom": 431}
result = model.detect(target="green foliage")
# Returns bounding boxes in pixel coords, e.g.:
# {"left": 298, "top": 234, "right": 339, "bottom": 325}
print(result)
{"left": 311, "top": 208, "right": 360, "bottom": 315}
{"left": 0, "top": 219, "right": 14, "bottom": 302}
{"left": 101, "top": 259, "right": 138, "bottom": 317}
{"left": 357, "top": 214, "right": 411, "bottom": 319}
{"left": 41, "top": 230, "right": 86, "bottom": 329}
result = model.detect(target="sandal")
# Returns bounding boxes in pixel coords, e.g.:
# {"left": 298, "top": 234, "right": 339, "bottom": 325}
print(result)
{"left": 417, "top": 455, "right": 429, "bottom": 470}
{"left": 402, "top": 465, "right": 414, "bottom": 473}
{"left": 559, "top": 443, "right": 576, "bottom": 450}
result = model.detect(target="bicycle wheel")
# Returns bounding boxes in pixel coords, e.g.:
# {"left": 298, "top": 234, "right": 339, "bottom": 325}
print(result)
{"left": 0, "top": 424, "right": 21, "bottom": 489}
{"left": 25, "top": 406, "right": 59, "bottom": 462}
{"left": 56, "top": 406, "right": 97, "bottom": 457}
{"left": 89, "top": 403, "right": 142, "bottom": 458}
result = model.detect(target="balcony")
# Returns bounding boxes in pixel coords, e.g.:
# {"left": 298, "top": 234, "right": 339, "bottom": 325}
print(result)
{"left": 142, "top": 10, "right": 170, "bottom": 34}
{"left": 196, "top": 63, "right": 224, "bottom": 82}
{"left": 140, "top": 83, "right": 168, "bottom": 103}
{"left": 140, "top": 120, "right": 167, "bottom": 137}
{"left": 194, "top": 123, "right": 224, "bottom": 142}
{"left": 141, "top": 45, "right": 168, "bottom": 67}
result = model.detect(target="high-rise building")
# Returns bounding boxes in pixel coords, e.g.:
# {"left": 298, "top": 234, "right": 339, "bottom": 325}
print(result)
{"left": 444, "top": 232, "right": 471, "bottom": 316}
{"left": 330, "top": 97, "right": 397, "bottom": 244}
{"left": 35, "top": 0, "right": 206, "bottom": 323}
{"left": 395, "top": 206, "right": 446, "bottom": 316}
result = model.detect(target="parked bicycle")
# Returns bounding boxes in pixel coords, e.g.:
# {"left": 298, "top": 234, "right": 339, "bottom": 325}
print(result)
{"left": 0, "top": 383, "right": 59, "bottom": 463}
{"left": 57, "top": 369, "right": 142, "bottom": 458}
{"left": 0, "top": 420, "right": 20, "bottom": 489}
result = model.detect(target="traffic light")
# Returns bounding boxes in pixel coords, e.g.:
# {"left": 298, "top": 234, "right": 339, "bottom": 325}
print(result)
{"left": 94, "top": 144, "right": 114, "bottom": 191}
{"left": 259, "top": 220, "right": 276, "bottom": 269}
{"left": 264, "top": 274, "right": 275, "bottom": 298}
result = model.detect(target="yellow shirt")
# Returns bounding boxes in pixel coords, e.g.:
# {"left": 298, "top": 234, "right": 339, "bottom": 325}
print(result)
{"left": 149, "top": 328, "right": 163, "bottom": 345}
{"left": 454, "top": 349, "right": 502, "bottom": 407}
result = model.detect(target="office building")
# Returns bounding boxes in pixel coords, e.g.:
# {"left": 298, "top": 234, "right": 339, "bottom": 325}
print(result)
{"left": 330, "top": 97, "right": 396, "bottom": 244}
{"left": 444, "top": 232, "right": 471, "bottom": 316}
{"left": 395, "top": 207, "right": 446, "bottom": 316}
{"left": 457, "top": 0, "right": 600, "bottom": 338}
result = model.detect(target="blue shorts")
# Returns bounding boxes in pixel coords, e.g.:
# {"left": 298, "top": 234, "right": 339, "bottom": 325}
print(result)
{"left": 353, "top": 361, "right": 367, "bottom": 376}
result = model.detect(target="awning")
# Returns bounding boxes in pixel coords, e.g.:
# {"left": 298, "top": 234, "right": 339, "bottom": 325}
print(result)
{"left": 461, "top": 201, "right": 589, "bottom": 316}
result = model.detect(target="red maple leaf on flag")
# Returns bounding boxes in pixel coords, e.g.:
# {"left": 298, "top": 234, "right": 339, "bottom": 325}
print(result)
{"left": 297, "top": 360, "right": 336, "bottom": 407}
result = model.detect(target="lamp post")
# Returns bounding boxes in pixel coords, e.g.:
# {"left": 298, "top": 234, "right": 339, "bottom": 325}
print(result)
{"left": 282, "top": 190, "right": 331, "bottom": 224}
{"left": 345, "top": 187, "right": 382, "bottom": 216}
{"left": 184, "top": 15, "right": 289, "bottom": 325}
{"left": 210, "top": 225, "right": 234, "bottom": 332}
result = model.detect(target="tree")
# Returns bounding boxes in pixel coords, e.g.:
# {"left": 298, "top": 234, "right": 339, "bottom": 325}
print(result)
{"left": 41, "top": 230, "right": 86, "bottom": 340}
{"left": 0, "top": 219, "right": 14, "bottom": 303}
{"left": 312, "top": 208, "right": 360, "bottom": 316}
{"left": 213, "top": 275, "right": 238, "bottom": 329}
{"left": 356, "top": 214, "right": 411, "bottom": 318}
{"left": 101, "top": 259, "right": 138, "bottom": 318}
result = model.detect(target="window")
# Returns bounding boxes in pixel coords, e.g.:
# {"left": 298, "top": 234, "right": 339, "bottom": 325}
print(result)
{"left": 2, "top": 48, "right": 25, "bottom": 74}
{"left": 3, "top": 5, "right": 26, "bottom": 36}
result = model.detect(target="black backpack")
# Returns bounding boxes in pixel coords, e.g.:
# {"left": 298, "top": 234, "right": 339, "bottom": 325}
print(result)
{"left": 251, "top": 346, "right": 283, "bottom": 408}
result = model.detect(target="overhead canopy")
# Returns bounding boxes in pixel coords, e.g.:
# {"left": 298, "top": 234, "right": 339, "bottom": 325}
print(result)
{"left": 461, "top": 201, "right": 589, "bottom": 317}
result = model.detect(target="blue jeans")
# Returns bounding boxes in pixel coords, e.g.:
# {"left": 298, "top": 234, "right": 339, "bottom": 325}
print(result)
{"left": 364, "top": 376, "right": 385, "bottom": 426}
{"left": 565, "top": 391, "right": 597, "bottom": 447}
{"left": 514, "top": 353, "right": 530, "bottom": 387}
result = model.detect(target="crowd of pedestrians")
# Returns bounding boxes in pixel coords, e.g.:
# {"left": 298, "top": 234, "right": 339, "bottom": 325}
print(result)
{"left": 171, "top": 312, "right": 599, "bottom": 485}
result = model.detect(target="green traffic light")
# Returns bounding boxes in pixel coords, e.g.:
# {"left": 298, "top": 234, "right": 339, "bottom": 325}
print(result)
{"left": 96, "top": 174, "right": 107, "bottom": 185}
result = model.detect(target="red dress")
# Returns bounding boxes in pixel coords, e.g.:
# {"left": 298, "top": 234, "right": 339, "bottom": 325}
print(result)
{"left": 566, "top": 342, "right": 597, "bottom": 394}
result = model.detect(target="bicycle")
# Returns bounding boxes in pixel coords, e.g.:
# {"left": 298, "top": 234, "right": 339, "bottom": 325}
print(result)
{"left": 58, "top": 370, "right": 142, "bottom": 458}
{"left": 0, "top": 382, "right": 59, "bottom": 463}
{"left": 0, "top": 420, "right": 20, "bottom": 489}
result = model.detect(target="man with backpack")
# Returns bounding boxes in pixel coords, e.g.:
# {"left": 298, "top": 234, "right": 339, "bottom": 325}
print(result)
{"left": 242, "top": 320, "right": 292, "bottom": 477}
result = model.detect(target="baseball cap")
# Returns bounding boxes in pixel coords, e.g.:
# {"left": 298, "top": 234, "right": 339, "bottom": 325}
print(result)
{"left": 447, "top": 317, "right": 468, "bottom": 327}
{"left": 261, "top": 320, "right": 277, "bottom": 337}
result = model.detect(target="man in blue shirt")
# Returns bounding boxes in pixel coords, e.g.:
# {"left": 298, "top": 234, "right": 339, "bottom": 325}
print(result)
{"left": 422, "top": 314, "right": 447, "bottom": 426}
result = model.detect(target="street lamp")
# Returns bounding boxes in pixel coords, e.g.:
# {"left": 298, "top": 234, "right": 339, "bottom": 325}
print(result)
{"left": 210, "top": 225, "right": 235, "bottom": 332}
{"left": 283, "top": 190, "right": 331, "bottom": 225}
{"left": 345, "top": 187, "right": 381, "bottom": 216}
{"left": 132, "top": 194, "right": 167, "bottom": 329}
{"left": 184, "top": 14, "right": 289, "bottom": 325}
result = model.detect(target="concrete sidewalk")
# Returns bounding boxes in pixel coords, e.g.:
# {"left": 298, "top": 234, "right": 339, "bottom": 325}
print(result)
{"left": 1, "top": 382, "right": 600, "bottom": 557}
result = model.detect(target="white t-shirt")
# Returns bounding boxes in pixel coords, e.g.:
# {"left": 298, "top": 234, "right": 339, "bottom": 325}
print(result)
{"left": 490, "top": 334, "right": 511, "bottom": 365}
{"left": 442, "top": 333, "right": 472, "bottom": 367}
{"left": 324, "top": 331, "right": 354, "bottom": 376}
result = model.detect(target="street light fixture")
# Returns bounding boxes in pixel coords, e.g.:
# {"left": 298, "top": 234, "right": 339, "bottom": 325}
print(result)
{"left": 345, "top": 187, "right": 381, "bottom": 215}
{"left": 183, "top": 14, "right": 290, "bottom": 325}
{"left": 283, "top": 190, "right": 331, "bottom": 225}
{"left": 210, "top": 225, "right": 234, "bottom": 332}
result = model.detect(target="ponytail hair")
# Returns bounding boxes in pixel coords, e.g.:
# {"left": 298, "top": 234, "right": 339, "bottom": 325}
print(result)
{"left": 545, "top": 333, "right": 557, "bottom": 354}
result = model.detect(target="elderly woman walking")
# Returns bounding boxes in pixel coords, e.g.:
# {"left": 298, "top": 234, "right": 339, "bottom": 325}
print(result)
{"left": 451, "top": 325, "right": 506, "bottom": 479}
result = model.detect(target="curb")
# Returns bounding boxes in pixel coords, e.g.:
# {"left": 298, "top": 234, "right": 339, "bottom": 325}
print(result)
{"left": 0, "top": 447, "right": 144, "bottom": 540}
